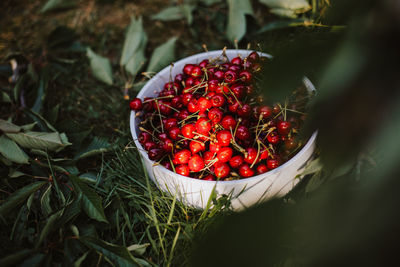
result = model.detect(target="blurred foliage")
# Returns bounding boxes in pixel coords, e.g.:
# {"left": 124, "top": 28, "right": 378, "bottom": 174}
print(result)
{"left": 1, "top": 0, "right": 398, "bottom": 266}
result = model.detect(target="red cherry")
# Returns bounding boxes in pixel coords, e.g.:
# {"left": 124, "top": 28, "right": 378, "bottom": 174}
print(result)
{"left": 239, "top": 164, "right": 255, "bottom": 178}
{"left": 284, "top": 136, "right": 298, "bottom": 150}
{"left": 221, "top": 115, "right": 236, "bottom": 130}
{"left": 176, "top": 164, "right": 190, "bottom": 176}
{"left": 158, "top": 132, "right": 168, "bottom": 141}
{"left": 203, "top": 151, "right": 216, "bottom": 165}
{"left": 235, "top": 125, "right": 250, "bottom": 140}
{"left": 220, "top": 63, "right": 230, "bottom": 70}
{"left": 215, "top": 84, "right": 230, "bottom": 94}
{"left": 199, "top": 59, "right": 209, "bottom": 68}
{"left": 239, "top": 70, "right": 252, "bottom": 83}
{"left": 197, "top": 97, "right": 212, "bottom": 113}
{"left": 183, "top": 64, "right": 194, "bottom": 76}
{"left": 224, "top": 70, "right": 237, "bottom": 83}
{"left": 129, "top": 98, "right": 143, "bottom": 111}
{"left": 164, "top": 118, "right": 178, "bottom": 130}
{"left": 211, "top": 94, "right": 225, "bottom": 107}
{"left": 148, "top": 148, "right": 165, "bottom": 161}
{"left": 257, "top": 164, "right": 268, "bottom": 174}
{"left": 260, "top": 149, "right": 270, "bottom": 160}
{"left": 228, "top": 100, "right": 241, "bottom": 113}
{"left": 178, "top": 109, "right": 189, "bottom": 120}
{"left": 267, "top": 132, "right": 280, "bottom": 145}
{"left": 208, "top": 108, "right": 224, "bottom": 124}
{"left": 174, "top": 73, "right": 184, "bottom": 84}
{"left": 181, "top": 124, "right": 196, "bottom": 138}
{"left": 191, "top": 65, "right": 203, "bottom": 77}
{"left": 216, "top": 130, "right": 232, "bottom": 146}
{"left": 277, "top": 121, "right": 291, "bottom": 135}
{"left": 185, "top": 77, "right": 196, "bottom": 88}
{"left": 144, "top": 141, "right": 156, "bottom": 151}
{"left": 187, "top": 98, "right": 198, "bottom": 113}
{"left": 195, "top": 118, "right": 212, "bottom": 134}
{"left": 214, "top": 163, "right": 230, "bottom": 179}
{"left": 237, "top": 104, "right": 251, "bottom": 118}
{"left": 213, "top": 70, "right": 225, "bottom": 81}
{"left": 160, "top": 138, "right": 174, "bottom": 153}
{"left": 208, "top": 79, "right": 219, "bottom": 92}
{"left": 217, "top": 147, "right": 233, "bottom": 163}
{"left": 163, "top": 160, "right": 172, "bottom": 170}
{"left": 164, "top": 82, "right": 181, "bottom": 92}
{"left": 174, "top": 149, "right": 191, "bottom": 164}
{"left": 244, "top": 147, "right": 258, "bottom": 165}
{"left": 231, "top": 56, "right": 242, "bottom": 65}
{"left": 138, "top": 132, "right": 151, "bottom": 144}
{"left": 171, "top": 96, "right": 183, "bottom": 109}
{"left": 272, "top": 104, "right": 281, "bottom": 114}
{"left": 189, "top": 140, "right": 205, "bottom": 154}
{"left": 230, "top": 83, "right": 245, "bottom": 99}
{"left": 168, "top": 127, "right": 181, "bottom": 140}
{"left": 267, "top": 159, "right": 280, "bottom": 170}
{"left": 182, "top": 93, "right": 194, "bottom": 106}
{"left": 157, "top": 100, "right": 172, "bottom": 115}
{"left": 188, "top": 154, "right": 205, "bottom": 172}
{"left": 228, "top": 64, "right": 241, "bottom": 72}
{"left": 259, "top": 105, "right": 272, "bottom": 119}
{"left": 209, "top": 142, "right": 222, "bottom": 153}
{"left": 248, "top": 51, "right": 260, "bottom": 62}
{"left": 203, "top": 174, "right": 216, "bottom": 181}
{"left": 229, "top": 155, "right": 244, "bottom": 169}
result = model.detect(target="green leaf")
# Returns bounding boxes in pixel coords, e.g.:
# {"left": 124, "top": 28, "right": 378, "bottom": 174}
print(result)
{"left": 1, "top": 91, "right": 11, "bottom": 103}
{"left": 47, "top": 104, "right": 60, "bottom": 125}
{"left": 125, "top": 32, "right": 148, "bottom": 78}
{"left": 0, "top": 181, "right": 46, "bottom": 216}
{"left": 80, "top": 236, "right": 142, "bottom": 267}
{"left": 0, "top": 135, "right": 29, "bottom": 164}
{"left": 74, "top": 251, "right": 89, "bottom": 267}
{"left": 200, "top": 0, "right": 222, "bottom": 5}
{"left": 6, "top": 131, "right": 70, "bottom": 152}
{"left": 35, "top": 209, "right": 63, "bottom": 249}
{"left": 40, "top": 0, "right": 76, "bottom": 13}
{"left": 19, "top": 253, "right": 46, "bottom": 267}
{"left": 86, "top": 48, "right": 113, "bottom": 85}
{"left": 32, "top": 70, "right": 49, "bottom": 113}
{"left": 74, "top": 136, "right": 111, "bottom": 160}
{"left": 127, "top": 243, "right": 150, "bottom": 256}
{"left": 256, "top": 19, "right": 307, "bottom": 33}
{"left": 120, "top": 17, "right": 145, "bottom": 66}
{"left": 226, "top": 0, "right": 254, "bottom": 43}
{"left": 55, "top": 195, "right": 82, "bottom": 229}
{"left": 8, "top": 169, "right": 28, "bottom": 178}
{"left": 21, "top": 122, "right": 37, "bottom": 131}
{"left": 0, "top": 119, "right": 21, "bottom": 133}
{"left": 69, "top": 175, "right": 108, "bottom": 223}
{"left": 146, "top": 37, "right": 178, "bottom": 73}
{"left": 40, "top": 185, "right": 52, "bottom": 216}
{"left": 0, "top": 249, "right": 34, "bottom": 267}
{"left": 24, "top": 109, "right": 57, "bottom": 132}
{"left": 151, "top": 6, "right": 184, "bottom": 21}
{"left": 259, "top": 0, "right": 311, "bottom": 18}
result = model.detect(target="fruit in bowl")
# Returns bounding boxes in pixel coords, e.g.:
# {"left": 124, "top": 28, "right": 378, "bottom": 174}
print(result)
{"left": 130, "top": 50, "right": 317, "bottom": 210}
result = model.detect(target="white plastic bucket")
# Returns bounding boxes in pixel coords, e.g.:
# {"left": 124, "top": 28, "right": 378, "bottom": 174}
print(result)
{"left": 130, "top": 50, "right": 317, "bottom": 210}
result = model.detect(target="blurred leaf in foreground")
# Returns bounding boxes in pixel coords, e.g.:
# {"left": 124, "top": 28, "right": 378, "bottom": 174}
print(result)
{"left": 86, "top": 48, "right": 113, "bottom": 85}
{"left": 259, "top": 0, "right": 311, "bottom": 18}
{"left": 40, "top": 0, "right": 76, "bottom": 14}
{"left": 226, "top": 0, "right": 254, "bottom": 44}
{"left": 146, "top": 37, "right": 178, "bottom": 73}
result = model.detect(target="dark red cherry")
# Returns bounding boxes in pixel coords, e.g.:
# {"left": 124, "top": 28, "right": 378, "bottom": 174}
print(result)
{"left": 214, "top": 70, "right": 225, "bottom": 81}
{"left": 199, "top": 59, "right": 209, "bottom": 68}
{"left": 211, "top": 94, "right": 225, "bottom": 107}
{"left": 183, "top": 64, "right": 194, "bottom": 76}
{"left": 239, "top": 70, "right": 252, "bottom": 83}
{"left": 191, "top": 65, "right": 203, "bottom": 77}
{"left": 221, "top": 115, "right": 236, "bottom": 130}
{"left": 138, "top": 132, "right": 151, "bottom": 144}
{"left": 277, "top": 121, "right": 291, "bottom": 135}
{"left": 148, "top": 148, "right": 165, "bottom": 161}
{"left": 231, "top": 56, "right": 243, "bottom": 65}
{"left": 267, "top": 159, "right": 280, "bottom": 170}
{"left": 259, "top": 105, "right": 272, "bottom": 119}
{"left": 203, "top": 174, "right": 216, "bottom": 181}
{"left": 267, "top": 131, "right": 280, "bottom": 145}
{"left": 224, "top": 70, "right": 237, "bottom": 83}
{"left": 235, "top": 125, "right": 250, "bottom": 141}
{"left": 174, "top": 73, "right": 184, "bottom": 84}
{"left": 208, "top": 79, "right": 219, "bottom": 92}
{"left": 237, "top": 104, "right": 251, "bottom": 118}
{"left": 144, "top": 141, "right": 156, "bottom": 151}
{"left": 129, "top": 98, "right": 143, "bottom": 111}
{"left": 248, "top": 51, "right": 260, "bottom": 62}
{"left": 168, "top": 127, "right": 181, "bottom": 141}
{"left": 208, "top": 108, "right": 224, "bottom": 124}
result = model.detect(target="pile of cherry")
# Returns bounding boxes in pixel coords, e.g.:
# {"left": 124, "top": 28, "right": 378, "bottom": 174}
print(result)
{"left": 130, "top": 51, "right": 310, "bottom": 181}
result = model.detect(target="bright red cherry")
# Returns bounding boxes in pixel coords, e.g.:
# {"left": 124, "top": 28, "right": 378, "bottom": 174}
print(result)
{"left": 208, "top": 79, "right": 219, "bottom": 92}
{"left": 208, "top": 108, "right": 223, "bottom": 124}
{"left": 197, "top": 97, "right": 212, "bottom": 113}
{"left": 229, "top": 155, "right": 244, "bottom": 169}
{"left": 214, "top": 163, "right": 230, "bottom": 179}
{"left": 188, "top": 154, "right": 205, "bottom": 172}
{"left": 191, "top": 65, "right": 203, "bottom": 77}
{"left": 183, "top": 64, "right": 194, "bottom": 76}
{"left": 187, "top": 98, "right": 198, "bottom": 113}
{"left": 267, "top": 132, "right": 280, "bottom": 145}
{"left": 189, "top": 140, "right": 205, "bottom": 154}
{"left": 216, "top": 130, "right": 232, "bottom": 146}
{"left": 257, "top": 164, "right": 268, "bottom": 174}
{"left": 217, "top": 147, "right": 233, "bottom": 163}
{"left": 231, "top": 56, "right": 242, "bottom": 65}
{"left": 239, "top": 164, "right": 255, "bottom": 178}
{"left": 182, "top": 93, "right": 194, "bottom": 106}
{"left": 129, "top": 98, "right": 143, "bottom": 111}
{"left": 244, "top": 147, "right": 258, "bottom": 165}
{"left": 221, "top": 115, "right": 236, "bottom": 130}
{"left": 173, "top": 149, "right": 191, "bottom": 164}
{"left": 260, "top": 149, "right": 270, "bottom": 160}
{"left": 195, "top": 118, "right": 212, "bottom": 134}
{"left": 181, "top": 124, "right": 196, "bottom": 138}
{"left": 203, "top": 151, "right": 216, "bottom": 165}
{"left": 277, "top": 121, "right": 291, "bottom": 135}
{"left": 209, "top": 142, "right": 222, "bottom": 153}
{"left": 176, "top": 164, "right": 190, "bottom": 176}
{"left": 267, "top": 159, "right": 280, "bottom": 170}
